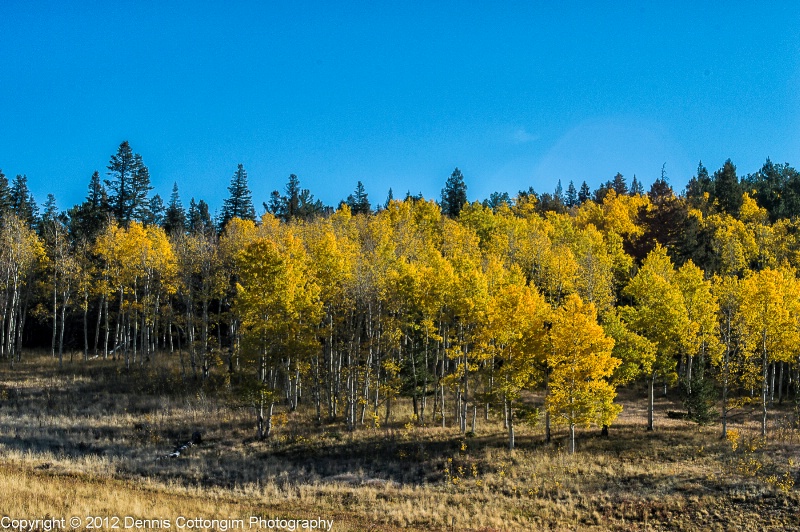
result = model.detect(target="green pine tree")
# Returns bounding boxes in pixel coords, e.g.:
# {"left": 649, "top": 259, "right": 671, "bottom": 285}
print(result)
{"left": 164, "top": 182, "right": 186, "bottom": 235}
{"left": 106, "top": 141, "right": 151, "bottom": 225}
{"left": 441, "top": 167, "right": 468, "bottom": 217}
{"left": 220, "top": 164, "right": 256, "bottom": 228}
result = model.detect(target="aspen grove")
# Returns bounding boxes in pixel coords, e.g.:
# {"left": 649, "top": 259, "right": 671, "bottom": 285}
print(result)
{"left": 4, "top": 145, "right": 800, "bottom": 453}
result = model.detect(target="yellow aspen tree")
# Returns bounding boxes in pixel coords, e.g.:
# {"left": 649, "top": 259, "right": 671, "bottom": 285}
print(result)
{"left": 74, "top": 241, "right": 96, "bottom": 361}
{"left": 235, "top": 234, "right": 321, "bottom": 440}
{"left": 739, "top": 192, "right": 775, "bottom": 270}
{"left": 738, "top": 267, "right": 800, "bottom": 436}
{"left": 440, "top": 216, "right": 486, "bottom": 433}
{"left": 601, "top": 309, "right": 656, "bottom": 436}
{"left": 353, "top": 210, "right": 396, "bottom": 429}
{"left": 769, "top": 218, "right": 800, "bottom": 268}
{"left": 0, "top": 215, "right": 43, "bottom": 366}
{"left": 548, "top": 294, "right": 620, "bottom": 453}
{"left": 300, "top": 217, "right": 355, "bottom": 423}
{"left": 621, "top": 245, "right": 689, "bottom": 430}
{"left": 457, "top": 201, "right": 498, "bottom": 251}
{"left": 706, "top": 213, "right": 757, "bottom": 276}
{"left": 674, "top": 260, "right": 721, "bottom": 423}
{"left": 601, "top": 309, "right": 656, "bottom": 387}
{"left": 94, "top": 221, "right": 139, "bottom": 365}
{"left": 409, "top": 242, "right": 451, "bottom": 426}
{"left": 141, "top": 225, "right": 177, "bottom": 364}
{"left": 382, "top": 208, "right": 449, "bottom": 427}
{"left": 674, "top": 260, "right": 721, "bottom": 386}
{"left": 711, "top": 274, "right": 746, "bottom": 438}
{"left": 574, "top": 189, "right": 649, "bottom": 244}
{"left": 571, "top": 224, "right": 615, "bottom": 316}
{"left": 480, "top": 281, "right": 550, "bottom": 449}
{"left": 218, "top": 217, "right": 259, "bottom": 374}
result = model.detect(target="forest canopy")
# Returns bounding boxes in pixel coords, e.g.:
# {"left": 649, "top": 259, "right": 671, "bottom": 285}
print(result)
{"left": 3, "top": 143, "right": 800, "bottom": 451}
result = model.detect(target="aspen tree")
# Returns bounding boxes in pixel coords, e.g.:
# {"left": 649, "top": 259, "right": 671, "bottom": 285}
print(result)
{"left": 622, "top": 245, "right": 689, "bottom": 430}
{"left": 548, "top": 294, "right": 619, "bottom": 453}
{"left": 738, "top": 267, "right": 800, "bottom": 436}
{"left": 480, "top": 280, "right": 550, "bottom": 449}
{"left": 235, "top": 233, "right": 321, "bottom": 439}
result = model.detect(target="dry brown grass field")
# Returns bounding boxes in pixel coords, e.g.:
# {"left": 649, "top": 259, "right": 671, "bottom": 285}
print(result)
{"left": 1, "top": 352, "right": 800, "bottom": 531}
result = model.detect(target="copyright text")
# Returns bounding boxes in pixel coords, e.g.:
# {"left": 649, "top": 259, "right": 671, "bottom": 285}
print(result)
{"left": 0, "top": 516, "right": 334, "bottom": 531}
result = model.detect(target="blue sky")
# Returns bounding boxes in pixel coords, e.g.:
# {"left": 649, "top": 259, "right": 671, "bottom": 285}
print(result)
{"left": 1, "top": 1, "right": 799, "bottom": 215}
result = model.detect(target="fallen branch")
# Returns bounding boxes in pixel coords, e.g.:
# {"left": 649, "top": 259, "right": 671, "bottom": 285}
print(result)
{"left": 156, "top": 431, "right": 202, "bottom": 461}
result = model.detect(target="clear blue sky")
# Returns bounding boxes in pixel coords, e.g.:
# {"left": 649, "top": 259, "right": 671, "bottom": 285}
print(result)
{"left": 1, "top": 1, "right": 799, "bottom": 215}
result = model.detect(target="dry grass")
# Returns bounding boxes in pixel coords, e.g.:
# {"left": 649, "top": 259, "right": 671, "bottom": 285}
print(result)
{"left": 1, "top": 352, "right": 800, "bottom": 531}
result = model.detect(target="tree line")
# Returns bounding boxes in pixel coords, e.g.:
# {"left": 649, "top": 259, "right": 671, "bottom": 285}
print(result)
{"left": 3, "top": 141, "right": 800, "bottom": 452}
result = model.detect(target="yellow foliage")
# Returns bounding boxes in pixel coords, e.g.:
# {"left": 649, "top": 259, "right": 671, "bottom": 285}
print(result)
{"left": 547, "top": 294, "right": 621, "bottom": 429}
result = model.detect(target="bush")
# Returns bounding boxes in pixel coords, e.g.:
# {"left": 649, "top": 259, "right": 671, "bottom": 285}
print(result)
{"left": 679, "top": 373, "right": 718, "bottom": 425}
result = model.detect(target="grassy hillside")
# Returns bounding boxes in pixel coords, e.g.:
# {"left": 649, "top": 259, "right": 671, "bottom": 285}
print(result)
{"left": 1, "top": 353, "right": 798, "bottom": 531}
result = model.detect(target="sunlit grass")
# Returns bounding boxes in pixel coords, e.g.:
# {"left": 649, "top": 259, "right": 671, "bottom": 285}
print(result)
{"left": 1, "top": 351, "right": 798, "bottom": 530}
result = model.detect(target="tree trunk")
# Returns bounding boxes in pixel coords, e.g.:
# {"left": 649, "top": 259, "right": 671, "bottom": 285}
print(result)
{"left": 769, "top": 362, "right": 776, "bottom": 407}
{"left": 440, "top": 383, "right": 446, "bottom": 428}
{"left": 545, "top": 366, "right": 552, "bottom": 442}
{"left": 762, "top": 337, "right": 768, "bottom": 437}
{"left": 569, "top": 423, "right": 576, "bottom": 454}
{"left": 471, "top": 404, "right": 477, "bottom": 434}
{"left": 58, "top": 297, "right": 67, "bottom": 368}
{"left": 648, "top": 373, "right": 655, "bottom": 431}
{"left": 721, "top": 332, "right": 730, "bottom": 439}
{"left": 507, "top": 398, "right": 515, "bottom": 450}
{"left": 83, "top": 292, "right": 89, "bottom": 361}
{"left": 51, "top": 274, "right": 58, "bottom": 359}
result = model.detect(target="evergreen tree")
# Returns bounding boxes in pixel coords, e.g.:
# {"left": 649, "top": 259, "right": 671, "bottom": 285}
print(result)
{"left": 10, "top": 174, "right": 38, "bottom": 228}
{"left": 106, "top": 141, "right": 151, "bottom": 225}
{"left": 743, "top": 158, "right": 800, "bottom": 221}
{"left": 265, "top": 174, "right": 325, "bottom": 221}
{"left": 384, "top": 187, "right": 394, "bottom": 210}
{"left": 220, "top": 164, "right": 256, "bottom": 228}
{"left": 264, "top": 190, "right": 283, "bottom": 216}
{"left": 68, "top": 171, "right": 109, "bottom": 242}
{"left": 0, "top": 168, "right": 11, "bottom": 215}
{"left": 40, "top": 193, "right": 59, "bottom": 229}
{"left": 145, "top": 194, "right": 165, "bottom": 227}
{"left": 565, "top": 180, "right": 578, "bottom": 207}
{"left": 86, "top": 170, "right": 108, "bottom": 211}
{"left": 633, "top": 177, "right": 690, "bottom": 262}
{"left": 593, "top": 181, "right": 612, "bottom": 203}
{"left": 554, "top": 179, "right": 565, "bottom": 203}
{"left": 537, "top": 192, "right": 566, "bottom": 213}
{"left": 630, "top": 174, "right": 644, "bottom": 195}
{"left": 680, "top": 368, "right": 718, "bottom": 425}
{"left": 712, "top": 159, "right": 742, "bottom": 216}
{"left": 781, "top": 165, "right": 800, "bottom": 219}
{"left": 405, "top": 190, "right": 424, "bottom": 202}
{"left": 131, "top": 157, "right": 153, "bottom": 223}
{"left": 163, "top": 182, "right": 186, "bottom": 235}
{"left": 296, "top": 188, "right": 325, "bottom": 218}
{"left": 346, "top": 181, "right": 371, "bottom": 215}
{"left": 612, "top": 173, "right": 628, "bottom": 195}
{"left": 577, "top": 181, "right": 591, "bottom": 204}
{"left": 685, "top": 161, "right": 712, "bottom": 207}
{"left": 188, "top": 198, "right": 213, "bottom": 235}
{"left": 441, "top": 167, "right": 468, "bottom": 217}
{"left": 43, "top": 193, "right": 58, "bottom": 217}
{"left": 484, "top": 191, "right": 512, "bottom": 211}
{"left": 284, "top": 173, "right": 301, "bottom": 219}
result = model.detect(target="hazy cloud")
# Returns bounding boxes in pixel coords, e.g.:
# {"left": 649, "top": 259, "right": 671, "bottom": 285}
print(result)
{"left": 511, "top": 128, "right": 540, "bottom": 144}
